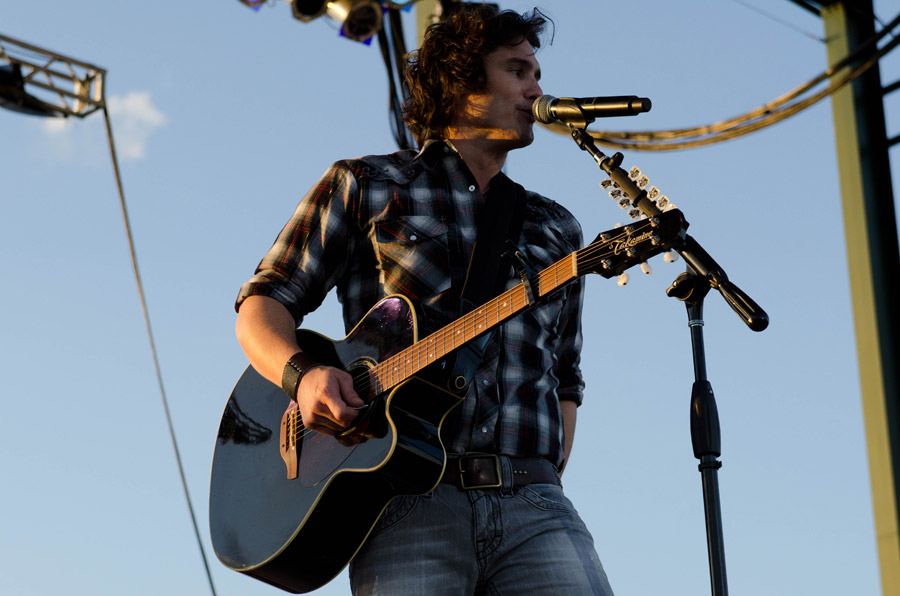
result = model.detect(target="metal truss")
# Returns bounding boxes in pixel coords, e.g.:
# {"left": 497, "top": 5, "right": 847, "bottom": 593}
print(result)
{"left": 0, "top": 32, "right": 105, "bottom": 118}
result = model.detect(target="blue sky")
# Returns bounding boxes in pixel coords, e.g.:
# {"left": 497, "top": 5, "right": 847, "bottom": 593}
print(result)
{"left": 2, "top": 1, "right": 897, "bottom": 594}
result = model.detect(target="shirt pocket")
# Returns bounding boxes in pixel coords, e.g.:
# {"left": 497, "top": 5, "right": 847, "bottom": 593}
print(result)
{"left": 374, "top": 215, "right": 451, "bottom": 300}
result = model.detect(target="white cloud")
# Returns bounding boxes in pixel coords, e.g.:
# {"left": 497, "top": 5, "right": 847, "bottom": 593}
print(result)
{"left": 40, "top": 117, "right": 73, "bottom": 134}
{"left": 33, "top": 90, "right": 167, "bottom": 163}
{"left": 106, "top": 91, "right": 167, "bottom": 160}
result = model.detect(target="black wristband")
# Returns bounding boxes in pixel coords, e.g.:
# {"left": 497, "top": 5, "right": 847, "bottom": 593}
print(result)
{"left": 281, "top": 352, "right": 318, "bottom": 401}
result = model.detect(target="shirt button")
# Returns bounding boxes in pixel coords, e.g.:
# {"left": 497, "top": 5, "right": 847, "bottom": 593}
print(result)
{"left": 409, "top": 234, "right": 417, "bottom": 241}
{"left": 481, "top": 426, "right": 488, "bottom": 434}
{"left": 482, "top": 379, "right": 489, "bottom": 386}
{"left": 468, "top": 185, "right": 476, "bottom": 192}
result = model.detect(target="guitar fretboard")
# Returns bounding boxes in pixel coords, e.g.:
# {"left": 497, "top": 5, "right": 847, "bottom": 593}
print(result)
{"left": 368, "top": 252, "right": 579, "bottom": 394}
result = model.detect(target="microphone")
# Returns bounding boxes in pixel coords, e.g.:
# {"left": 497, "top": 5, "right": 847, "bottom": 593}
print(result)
{"left": 532, "top": 95, "right": 652, "bottom": 125}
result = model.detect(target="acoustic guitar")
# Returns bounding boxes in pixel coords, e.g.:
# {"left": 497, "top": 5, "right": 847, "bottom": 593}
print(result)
{"left": 209, "top": 209, "right": 688, "bottom": 593}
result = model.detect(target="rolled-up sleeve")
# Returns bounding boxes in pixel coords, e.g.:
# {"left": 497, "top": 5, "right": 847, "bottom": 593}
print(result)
{"left": 235, "top": 161, "right": 359, "bottom": 325}
{"left": 554, "top": 275, "right": 585, "bottom": 406}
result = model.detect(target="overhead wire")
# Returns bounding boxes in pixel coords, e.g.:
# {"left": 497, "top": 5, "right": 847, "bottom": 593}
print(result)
{"left": 727, "top": 0, "right": 826, "bottom": 42}
{"left": 101, "top": 107, "right": 219, "bottom": 596}
{"left": 1, "top": 28, "right": 218, "bottom": 594}
{"left": 545, "top": 9, "right": 900, "bottom": 152}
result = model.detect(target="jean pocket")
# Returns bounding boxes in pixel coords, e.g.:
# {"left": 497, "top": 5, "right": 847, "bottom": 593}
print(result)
{"left": 369, "top": 495, "right": 420, "bottom": 537}
{"left": 515, "top": 483, "right": 572, "bottom": 512}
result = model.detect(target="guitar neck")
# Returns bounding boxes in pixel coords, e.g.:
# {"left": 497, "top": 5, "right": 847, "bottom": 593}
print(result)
{"left": 369, "top": 252, "right": 579, "bottom": 394}
{"left": 364, "top": 209, "right": 689, "bottom": 396}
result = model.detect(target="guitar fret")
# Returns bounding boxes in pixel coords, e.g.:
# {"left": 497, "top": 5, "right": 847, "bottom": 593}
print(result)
{"left": 374, "top": 367, "right": 384, "bottom": 395}
{"left": 372, "top": 370, "right": 381, "bottom": 396}
{"left": 371, "top": 283, "right": 529, "bottom": 394}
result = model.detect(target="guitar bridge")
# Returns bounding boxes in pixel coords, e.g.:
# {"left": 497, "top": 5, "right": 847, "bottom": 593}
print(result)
{"left": 280, "top": 401, "right": 299, "bottom": 480}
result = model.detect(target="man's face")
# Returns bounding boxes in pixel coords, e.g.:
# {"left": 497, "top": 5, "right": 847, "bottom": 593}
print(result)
{"left": 452, "top": 38, "right": 543, "bottom": 150}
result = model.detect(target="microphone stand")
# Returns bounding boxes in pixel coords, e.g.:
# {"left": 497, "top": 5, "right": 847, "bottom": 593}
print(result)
{"left": 566, "top": 126, "right": 769, "bottom": 596}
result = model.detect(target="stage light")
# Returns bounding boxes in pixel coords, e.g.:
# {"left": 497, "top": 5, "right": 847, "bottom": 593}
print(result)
{"left": 291, "top": 0, "right": 329, "bottom": 22}
{"left": 291, "top": 0, "right": 384, "bottom": 42}
{"left": 327, "top": 1, "right": 383, "bottom": 42}
{"left": 237, "top": 0, "right": 267, "bottom": 10}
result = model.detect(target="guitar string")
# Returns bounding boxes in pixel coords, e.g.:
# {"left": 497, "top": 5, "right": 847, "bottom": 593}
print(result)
{"left": 355, "top": 221, "right": 662, "bottom": 396}
{"left": 287, "top": 219, "right": 671, "bottom": 443}
{"left": 287, "top": 280, "right": 536, "bottom": 443}
{"left": 287, "top": 227, "right": 665, "bottom": 443}
{"left": 288, "top": 225, "right": 662, "bottom": 441}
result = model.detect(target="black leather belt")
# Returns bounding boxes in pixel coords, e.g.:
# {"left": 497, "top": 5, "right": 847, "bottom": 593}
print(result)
{"left": 441, "top": 454, "right": 560, "bottom": 490}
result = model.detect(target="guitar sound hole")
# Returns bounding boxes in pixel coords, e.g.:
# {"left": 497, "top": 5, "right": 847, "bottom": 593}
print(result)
{"left": 347, "top": 361, "right": 376, "bottom": 402}
{"left": 342, "top": 361, "right": 389, "bottom": 442}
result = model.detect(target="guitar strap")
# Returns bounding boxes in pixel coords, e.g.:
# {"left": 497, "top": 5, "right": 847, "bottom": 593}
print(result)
{"left": 446, "top": 172, "right": 527, "bottom": 394}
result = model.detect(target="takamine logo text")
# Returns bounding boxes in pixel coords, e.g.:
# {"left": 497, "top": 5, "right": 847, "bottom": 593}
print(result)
{"left": 611, "top": 230, "right": 653, "bottom": 255}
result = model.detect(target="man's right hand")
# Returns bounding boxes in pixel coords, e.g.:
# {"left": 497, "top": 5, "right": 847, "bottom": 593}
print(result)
{"left": 295, "top": 366, "right": 365, "bottom": 436}
{"left": 235, "top": 295, "right": 367, "bottom": 437}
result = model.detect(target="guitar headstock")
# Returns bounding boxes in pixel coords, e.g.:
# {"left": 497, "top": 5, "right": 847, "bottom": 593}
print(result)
{"left": 595, "top": 165, "right": 685, "bottom": 284}
{"left": 577, "top": 208, "right": 688, "bottom": 279}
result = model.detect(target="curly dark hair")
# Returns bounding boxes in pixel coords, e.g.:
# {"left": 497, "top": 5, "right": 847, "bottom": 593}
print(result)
{"left": 403, "top": 5, "right": 550, "bottom": 147}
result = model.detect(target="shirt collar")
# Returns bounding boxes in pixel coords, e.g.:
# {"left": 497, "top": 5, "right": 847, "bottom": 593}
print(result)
{"left": 415, "top": 138, "right": 458, "bottom": 169}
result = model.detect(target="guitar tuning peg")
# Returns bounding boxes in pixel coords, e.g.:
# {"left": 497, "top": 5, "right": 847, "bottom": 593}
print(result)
{"left": 618, "top": 197, "right": 631, "bottom": 209}
{"left": 640, "top": 262, "right": 652, "bottom": 275}
{"left": 647, "top": 186, "right": 660, "bottom": 200}
{"left": 655, "top": 195, "right": 669, "bottom": 209}
{"left": 664, "top": 250, "right": 680, "bottom": 263}
{"left": 637, "top": 175, "right": 650, "bottom": 190}
{"left": 599, "top": 178, "right": 615, "bottom": 190}
{"left": 609, "top": 188, "right": 624, "bottom": 200}
{"left": 628, "top": 166, "right": 641, "bottom": 180}
{"left": 613, "top": 223, "right": 624, "bottom": 229}
{"left": 627, "top": 208, "right": 643, "bottom": 220}
{"left": 617, "top": 272, "right": 630, "bottom": 286}
{"left": 663, "top": 202, "right": 677, "bottom": 212}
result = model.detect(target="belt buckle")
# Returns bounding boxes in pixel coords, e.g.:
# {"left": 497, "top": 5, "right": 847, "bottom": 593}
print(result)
{"left": 458, "top": 454, "right": 502, "bottom": 490}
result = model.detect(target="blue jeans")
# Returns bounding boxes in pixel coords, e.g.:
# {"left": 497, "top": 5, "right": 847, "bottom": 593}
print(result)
{"left": 349, "top": 481, "right": 614, "bottom": 595}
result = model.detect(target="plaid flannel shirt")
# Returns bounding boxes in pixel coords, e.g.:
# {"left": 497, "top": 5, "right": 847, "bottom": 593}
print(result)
{"left": 236, "top": 140, "right": 585, "bottom": 468}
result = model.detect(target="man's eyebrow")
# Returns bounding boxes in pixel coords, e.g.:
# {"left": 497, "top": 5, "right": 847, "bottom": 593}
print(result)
{"left": 507, "top": 56, "right": 541, "bottom": 79}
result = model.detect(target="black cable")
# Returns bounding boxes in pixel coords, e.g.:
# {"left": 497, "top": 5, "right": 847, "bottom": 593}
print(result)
{"left": 378, "top": 15, "right": 414, "bottom": 150}
{"left": 387, "top": 7, "right": 415, "bottom": 149}
{"left": 102, "top": 106, "right": 218, "bottom": 596}
{"left": 376, "top": 27, "right": 403, "bottom": 149}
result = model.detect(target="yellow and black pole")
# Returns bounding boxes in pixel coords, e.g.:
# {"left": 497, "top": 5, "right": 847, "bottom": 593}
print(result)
{"left": 823, "top": 1, "right": 900, "bottom": 593}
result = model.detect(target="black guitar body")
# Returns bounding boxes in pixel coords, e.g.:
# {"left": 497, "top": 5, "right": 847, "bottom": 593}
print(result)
{"left": 209, "top": 295, "right": 464, "bottom": 593}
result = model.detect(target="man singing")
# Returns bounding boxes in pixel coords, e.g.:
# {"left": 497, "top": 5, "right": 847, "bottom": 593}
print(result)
{"left": 234, "top": 5, "right": 614, "bottom": 594}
